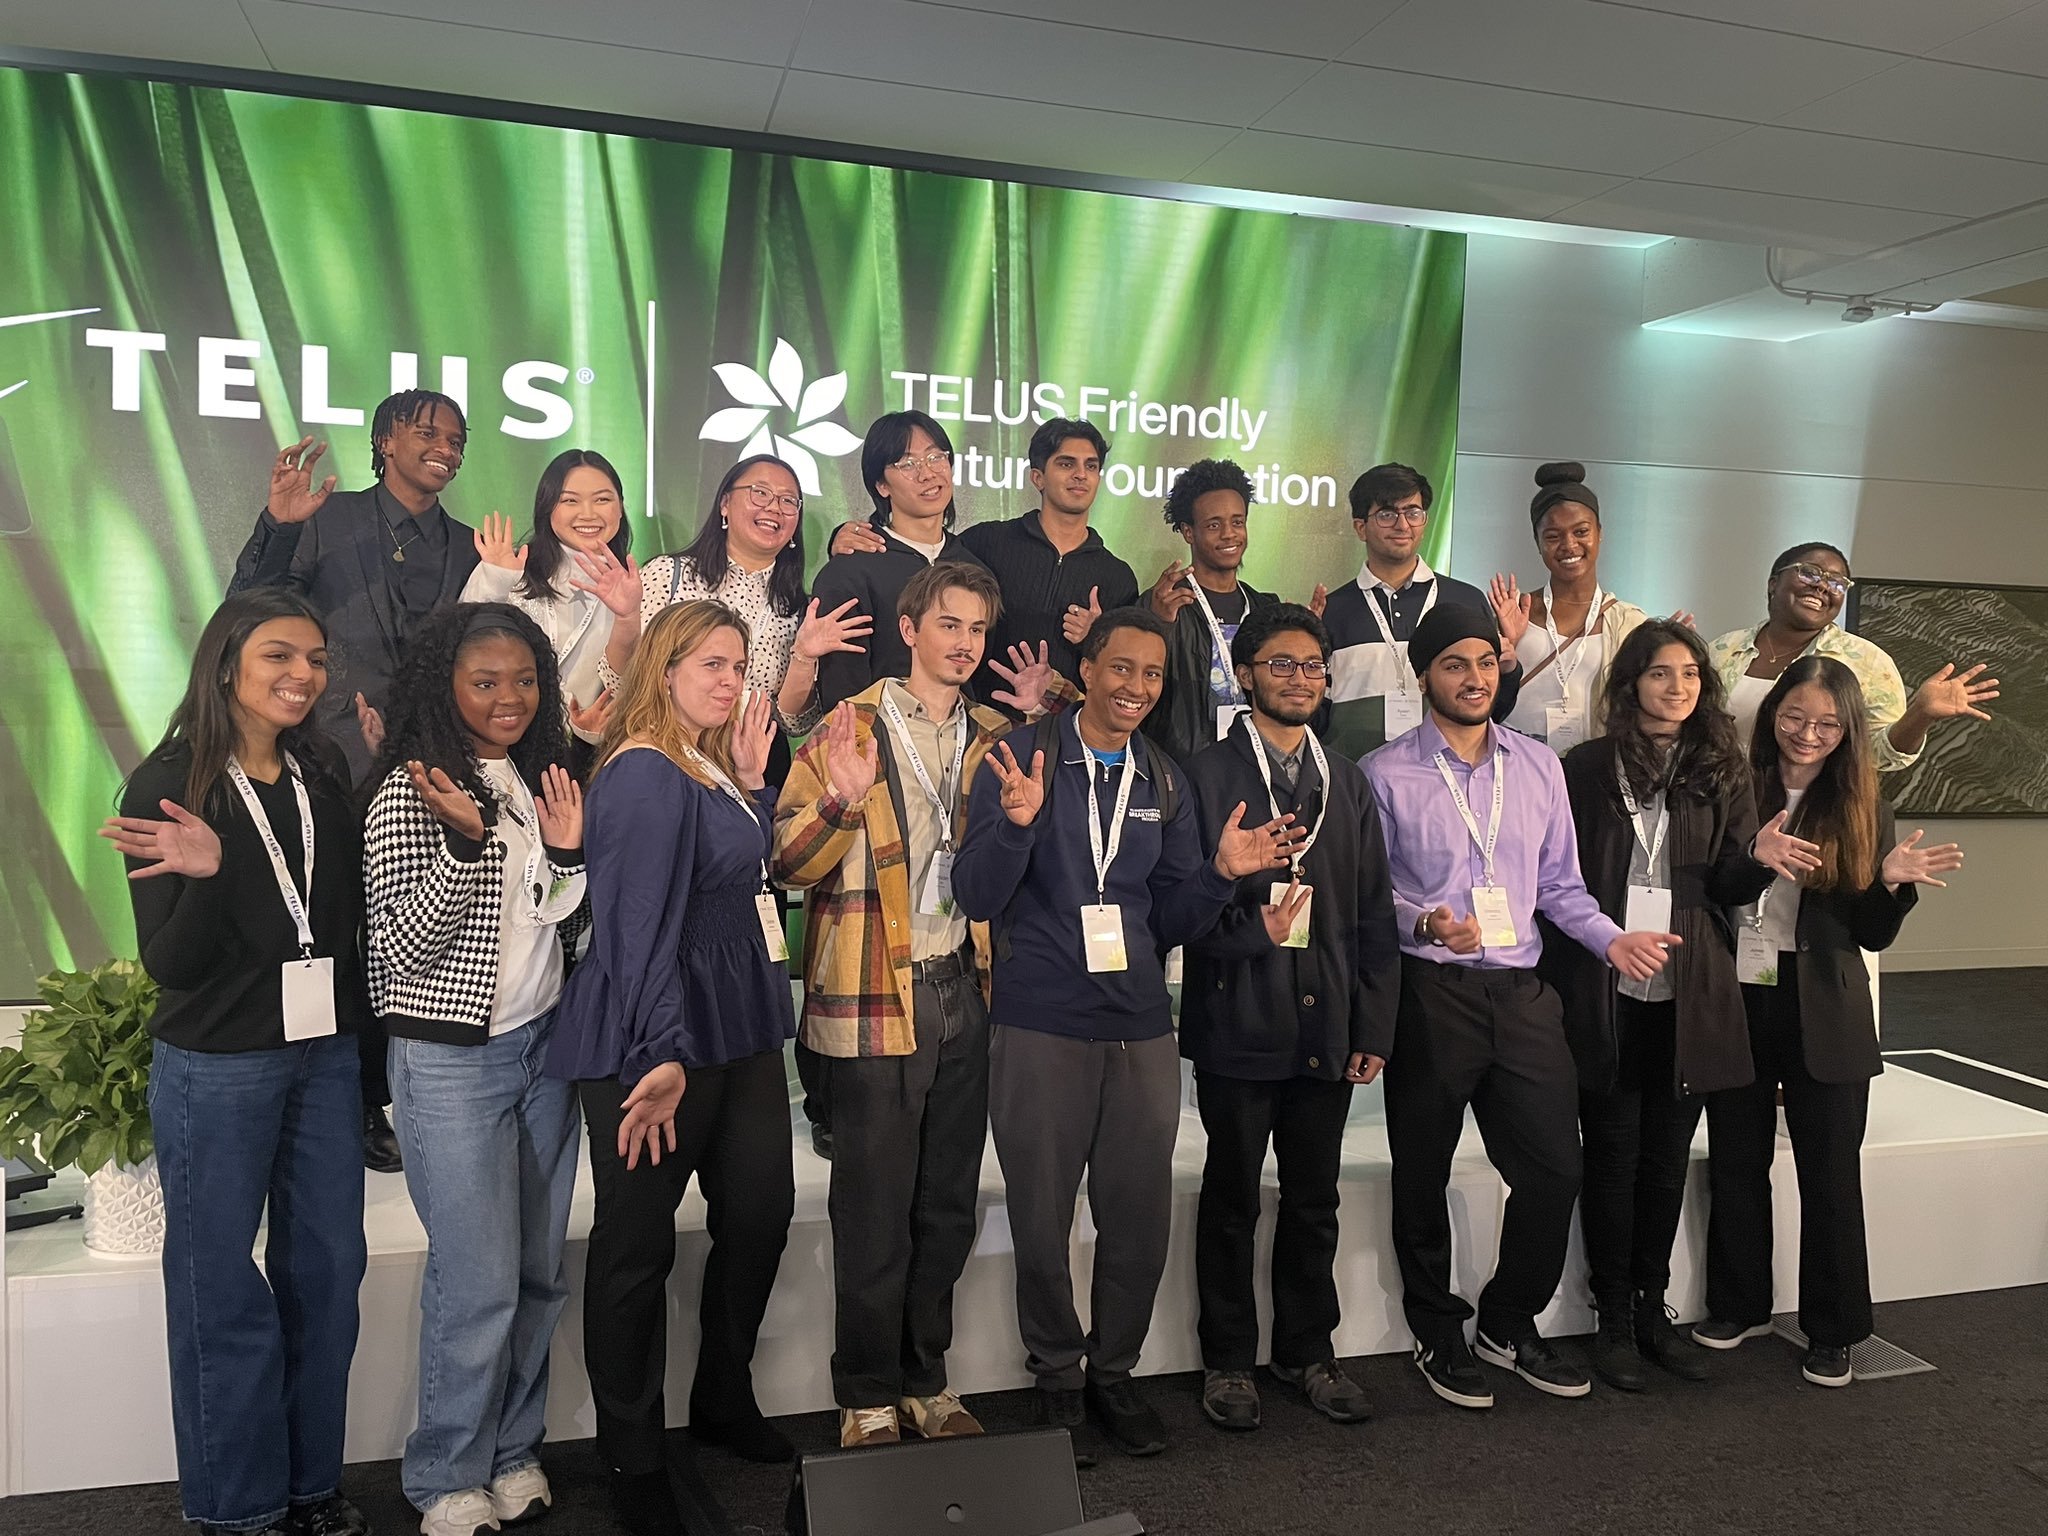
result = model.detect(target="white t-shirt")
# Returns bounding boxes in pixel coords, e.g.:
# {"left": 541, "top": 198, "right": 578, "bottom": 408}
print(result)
{"left": 1738, "top": 784, "right": 1805, "bottom": 955}
{"left": 480, "top": 758, "right": 565, "bottom": 1033}
{"left": 888, "top": 530, "right": 946, "bottom": 562}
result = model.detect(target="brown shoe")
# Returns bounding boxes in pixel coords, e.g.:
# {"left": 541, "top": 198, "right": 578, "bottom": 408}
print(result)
{"left": 898, "top": 1391, "right": 984, "bottom": 1438}
{"left": 839, "top": 1406, "right": 901, "bottom": 1447}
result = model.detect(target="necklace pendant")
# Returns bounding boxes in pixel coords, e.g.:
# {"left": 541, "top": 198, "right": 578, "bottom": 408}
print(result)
{"left": 391, "top": 547, "right": 406, "bottom": 563}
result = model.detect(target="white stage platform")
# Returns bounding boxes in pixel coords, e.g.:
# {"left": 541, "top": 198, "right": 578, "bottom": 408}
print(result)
{"left": 7, "top": 1052, "right": 2048, "bottom": 1497}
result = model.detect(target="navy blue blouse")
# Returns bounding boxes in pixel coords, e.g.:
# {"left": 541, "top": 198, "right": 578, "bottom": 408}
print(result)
{"left": 547, "top": 747, "right": 793, "bottom": 1085}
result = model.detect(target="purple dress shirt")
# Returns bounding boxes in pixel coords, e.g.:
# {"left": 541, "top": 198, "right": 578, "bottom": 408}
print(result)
{"left": 1362, "top": 717, "right": 1622, "bottom": 970}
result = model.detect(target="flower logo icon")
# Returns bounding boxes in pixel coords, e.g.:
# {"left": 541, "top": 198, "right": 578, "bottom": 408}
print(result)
{"left": 698, "top": 337, "right": 863, "bottom": 496}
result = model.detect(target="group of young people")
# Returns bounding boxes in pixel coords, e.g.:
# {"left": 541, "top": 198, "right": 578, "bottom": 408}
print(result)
{"left": 97, "top": 391, "right": 1992, "bottom": 1536}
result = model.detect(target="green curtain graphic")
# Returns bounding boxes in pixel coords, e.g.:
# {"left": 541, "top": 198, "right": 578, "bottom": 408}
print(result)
{"left": 0, "top": 67, "right": 1463, "bottom": 994}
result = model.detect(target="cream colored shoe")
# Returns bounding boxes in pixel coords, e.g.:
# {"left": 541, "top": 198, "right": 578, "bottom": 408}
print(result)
{"left": 898, "top": 1390, "right": 984, "bottom": 1438}
{"left": 840, "top": 1405, "right": 901, "bottom": 1447}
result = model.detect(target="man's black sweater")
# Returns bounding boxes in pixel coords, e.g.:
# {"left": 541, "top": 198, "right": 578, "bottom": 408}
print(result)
{"left": 957, "top": 510, "right": 1138, "bottom": 703}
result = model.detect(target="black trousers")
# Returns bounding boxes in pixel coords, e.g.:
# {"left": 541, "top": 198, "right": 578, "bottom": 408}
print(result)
{"left": 794, "top": 1038, "right": 833, "bottom": 1134}
{"left": 578, "top": 1049, "right": 796, "bottom": 1474}
{"left": 1194, "top": 1071, "right": 1354, "bottom": 1371}
{"left": 1704, "top": 962, "right": 1873, "bottom": 1348}
{"left": 1383, "top": 959, "right": 1581, "bottom": 1347}
{"left": 827, "top": 971, "right": 990, "bottom": 1406}
{"left": 1577, "top": 997, "right": 1703, "bottom": 1312}
{"left": 359, "top": 1016, "right": 389, "bottom": 1107}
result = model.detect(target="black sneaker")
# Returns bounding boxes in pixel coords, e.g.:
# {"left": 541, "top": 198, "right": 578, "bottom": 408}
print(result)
{"left": 1588, "top": 1306, "right": 1648, "bottom": 1392}
{"left": 200, "top": 1524, "right": 290, "bottom": 1536}
{"left": 1201, "top": 1369, "right": 1261, "bottom": 1431}
{"left": 810, "top": 1122, "right": 833, "bottom": 1161}
{"left": 362, "top": 1104, "right": 403, "bottom": 1174}
{"left": 1029, "top": 1385, "right": 1096, "bottom": 1469}
{"left": 1801, "top": 1345, "right": 1853, "bottom": 1387}
{"left": 687, "top": 1410, "right": 793, "bottom": 1463}
{"left": 1412, "top": 1337, "right": 1493, "bottom": 1410}
{"left": 1635, "top": 1293, "right": 1710, "bottom": 1382}
{"left": 1085, "top": 1379, "right": 1169, "bottom": 1457}
{"left": 1270, "top": 1360, "right": 1371, "bottom": 1424}
{"left": 609, "top": 1468, "right": 681, "bottom": 1536}
{"left": 289, "top": 1495, "right": 371, "bottom": 1536}
{"left": 1474, "top": 1329, "right": 1592, "bottom": 1398}
{"left": 1690, "top": 1317, "right": 1774, "bottom": 1350}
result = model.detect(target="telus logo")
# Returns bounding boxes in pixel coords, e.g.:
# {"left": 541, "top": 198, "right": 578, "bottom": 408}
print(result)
{"left": 698, "top": 338, "right": 862, "bottom": 496}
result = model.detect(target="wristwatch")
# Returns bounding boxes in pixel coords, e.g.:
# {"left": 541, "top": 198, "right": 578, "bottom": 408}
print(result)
{"left": 1414, "top": 912, "right": 1445, "bottom": 947}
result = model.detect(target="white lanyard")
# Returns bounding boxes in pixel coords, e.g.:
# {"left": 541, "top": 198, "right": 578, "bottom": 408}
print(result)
{"left": 1365, "top": 577, "right": 1438, "bottom": 693}
{"left": 682, "top": 745, "right": 772, "bottom": 889}
{"left": 1433, "top": 745, "right": 1505, "bottom": 887}
{"left": 487, "top": 763, "right": 551, "bottom": 924}
{"left": 882, "top": 691, "right": 969, "bottom": 852}
{"left": 225, "top": 754, "right": 317, "bottom": 956}
{"left": 1616, "top": 769, "right": 1670, "bottom": 875}
{"left": 1541, "top": 584, "right": 1603, "bottom": 699}
{"left": 1185, "top": 581, "right": 1246, "bottom": 707}
{"left": 1241, "top": 715, "right": 1329, "bottom": 872}
{"left": 1083, "top": 741, "right": 1139, "bottom": 904}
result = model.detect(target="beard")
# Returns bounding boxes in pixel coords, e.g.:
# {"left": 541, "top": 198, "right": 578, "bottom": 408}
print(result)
{"left": 1252, "top": 681, "right": 1321, "bottom": 727}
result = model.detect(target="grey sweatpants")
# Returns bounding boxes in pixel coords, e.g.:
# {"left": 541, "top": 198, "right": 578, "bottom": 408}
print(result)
{"left": 987, "top": 1026, "right": 1182, "bottom": 1390}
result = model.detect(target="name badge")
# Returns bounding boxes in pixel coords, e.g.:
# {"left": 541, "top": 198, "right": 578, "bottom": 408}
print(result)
{"left": 1624, "top": 884, "right": 1672, "bottom": 934}
{"left": 1736, "top": 928, "right": 1777, "bottom": 986}
{"left": 1081, "top": 903, "right": 1128, "bottom": 973}
{"left": 1384, "top": 692, "right": 1426, "bottom": 739}
{"left": 919, "top": 849, "right": 956, "bottom": 917}
{"left": 1215, "top": 705, "right": 1240, "bottom": 742}
{"left": 1471, "top": 885, "right": 1517, "bottom": 948}
{"left": 1544, "top": 701, "right": 1584, "bottom": 756}
{"left": 281, "top": 956, "right": 337, "bottom": 1042}
{"left": 755, "top": 891, "right": 790, "bottom": 963}
{"left": 1164, "top": 946, "right": 1184, "bottom": 985}
{"left": 1269, "top": 881, "right": 1314, "bottom": 948}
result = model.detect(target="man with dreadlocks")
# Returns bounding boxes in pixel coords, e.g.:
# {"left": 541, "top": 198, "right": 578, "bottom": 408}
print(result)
{"left": 231, "top": 388, "right": 479, "bottom": 1173}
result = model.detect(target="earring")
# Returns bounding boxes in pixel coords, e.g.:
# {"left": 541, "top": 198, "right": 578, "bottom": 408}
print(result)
{"left": 720, "top": 514, "right": 729, "bottom": 529}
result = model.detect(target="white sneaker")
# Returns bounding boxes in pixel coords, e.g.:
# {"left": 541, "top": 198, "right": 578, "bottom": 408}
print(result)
{"left": 420, "top": 1487, "right": 501, "bottom": 1536}
{"left": 489, "top": 1465, "right": 553, "bottom": 1525}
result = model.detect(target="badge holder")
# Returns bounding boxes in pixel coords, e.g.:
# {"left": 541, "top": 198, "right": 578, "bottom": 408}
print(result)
{"left": 1081, "top": 903, "right": 1128, "bottom": 973}
{"left": 1269, "top": 881, "right": 1314, "bottom": 948}
{"left": 1472, "top": 885, "right": 1518, "bottom": 948}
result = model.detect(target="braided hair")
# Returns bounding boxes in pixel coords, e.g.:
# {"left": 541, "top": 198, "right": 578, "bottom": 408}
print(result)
{"left": 370, "top": 390, "right": 467, "bottom": 479}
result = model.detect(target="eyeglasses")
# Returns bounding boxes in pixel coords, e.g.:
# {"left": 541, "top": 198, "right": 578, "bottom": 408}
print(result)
{"left": 1777, "top": 713, "right": 1844, "bottom": 742}
{"left": 1366, "top": 507, "right": 1427, "bottom": 527}
{"left": 890, "top": 449, "right": 953, "bottom": 478}
{"left": 1781, "top": 562, "right": 1854, "bottom": 598}
{"left": 1249, "top": 657, "right": 1330, "bottom": 680}
{"left": 731, "top": 482, "right": 801, "bottom": 515}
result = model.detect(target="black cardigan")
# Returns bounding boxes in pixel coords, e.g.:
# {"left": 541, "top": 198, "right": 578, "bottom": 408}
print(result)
{"left": 1181, "top": 725, "right": 1402, "bottom": 1080}
{"left": 1540, "top": 737, "right": 1773, "bottom": 1096}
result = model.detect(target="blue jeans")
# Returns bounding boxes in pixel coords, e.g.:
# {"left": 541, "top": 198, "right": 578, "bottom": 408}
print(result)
{"left": 149, "top": 1033, "right": 367, "bottom": 1532}
{"left": 389, "top": 1011, "right": 580, "bottom": 1510}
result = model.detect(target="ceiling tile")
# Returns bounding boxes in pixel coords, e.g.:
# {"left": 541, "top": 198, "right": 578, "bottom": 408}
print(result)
{"left": 1789, "top": 203, "right": 2048, "bottom": 295}
{"left": 1189, "top": 132, "right": 1629, "bottom": 220}
{"left": 1589, "top": 0, "right": 2036, "bottom": 55}
{"left": 1551, "top": 178, "right": 1955, "bottom": 250}
{"left": 242, "top": 2, "right": 782, "bottom": 131}
{"left": 1933, "top": 7, "right": 2048, "bottom": 76}
{"left": 1783, "top": 58, "right": 2048, "bottom": 160}
{"left": 902, "top": 0, "right": 1405, "bottom": 58}
{"left": 1343, "top": 0, "right": 1898, "bottom": 121}
{"left": 1255, "top": 62, "right": 1741, "bottom": 178}
{"left": 769, "top": 74, "right": 1237, "bottom": 183}
{"left": 0, "top": 0, "right": 272, "bottom": 71}
{"left": 255, "top": 0, "right": 814, "bottom": 66}
{"left": 1651, "top": 125, "right": 2048, "bottom": 217}
{"left": 788, "top": 0, "right": 1320, "bottom": 128}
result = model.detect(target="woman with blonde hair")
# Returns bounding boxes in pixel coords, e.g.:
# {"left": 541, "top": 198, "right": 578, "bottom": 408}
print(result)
{"left": 547, "top": 599, "right": 794, "bottom": 1536}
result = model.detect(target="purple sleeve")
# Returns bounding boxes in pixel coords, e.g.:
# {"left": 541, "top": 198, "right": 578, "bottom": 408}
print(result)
{"left": 1531, "top": 752, "right": 1624, "bottom": 961}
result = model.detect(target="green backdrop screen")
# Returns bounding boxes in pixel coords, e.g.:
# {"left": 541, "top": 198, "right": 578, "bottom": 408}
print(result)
{"left": 0, "top": 66, "right": 1464, "bottom": 996}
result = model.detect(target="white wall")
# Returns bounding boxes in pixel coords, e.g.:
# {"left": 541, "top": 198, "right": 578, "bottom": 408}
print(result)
{"left": 1452, "top": 235, "right": 2048, "bottom": 970}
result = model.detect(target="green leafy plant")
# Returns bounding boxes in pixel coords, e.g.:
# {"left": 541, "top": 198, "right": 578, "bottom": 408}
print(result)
{"left": 0, "top": 960, "right": 157, "bottom": 1175}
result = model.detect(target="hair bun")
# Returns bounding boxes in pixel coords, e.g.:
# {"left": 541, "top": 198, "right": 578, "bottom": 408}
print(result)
{"left": 1534, "top": 460, "right": 1586, "bottom": 487}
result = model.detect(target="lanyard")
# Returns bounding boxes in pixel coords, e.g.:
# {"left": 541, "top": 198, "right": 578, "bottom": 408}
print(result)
{"left": 1433, "top": 745, "right": 1505, "bottom": 887}
{"left": 225, "top": 754, "right": 317, "bottom": 957}
{"left": 1616, "top": 768, "right": 1670, "bottom": 876}
{"left": 1185, "top": 581, "right": 1246, "bottom": 707}
{"left": 683, "top": 745, "right": 773, "bottom": 889}
{"left": 1083, "top": 742, "right": 1139, "bottom": 904}
{"left": 1240, "top": 715, "right": 1329, "bottom": 873}
{"left": 1365, "top": 577, "right": 1438, "bottom": 693}
{"left": 1541, "top": 584, "right": 1603, "bottom": 700}
{"left": 486, "top": 762, "right": 551, "bottom": 923}
{"left": 882, "top": 690, "right": 969, "bottom": 852}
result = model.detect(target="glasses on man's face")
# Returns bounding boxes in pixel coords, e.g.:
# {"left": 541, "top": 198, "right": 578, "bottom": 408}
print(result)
{"left": 891, "top": 449, "right": 953, "bottom": 479}
{"left": 1783, "top": 562, "right": 1853, "bottom": 599}
{"left": 1777, "top": 713, "right": 1844, "bottom": 742}
{"left": 1367, "top": 506, "right": 1427, "bottom": 528}
{"left": 1250, "top": 657, "right": 1330, "bottom": 680}
{"left": 733, "top": 482, "right": 801, "bottom": 516}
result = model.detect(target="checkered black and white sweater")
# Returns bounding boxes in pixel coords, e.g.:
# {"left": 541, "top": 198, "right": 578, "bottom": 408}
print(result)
{"left": 364, "top": 765, "right": 589, "bottom": 1044}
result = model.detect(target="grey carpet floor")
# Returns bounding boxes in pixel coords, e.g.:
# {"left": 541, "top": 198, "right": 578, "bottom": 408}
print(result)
{"left": 1881, "top": 966, "right": 2047, "bottom": 1082}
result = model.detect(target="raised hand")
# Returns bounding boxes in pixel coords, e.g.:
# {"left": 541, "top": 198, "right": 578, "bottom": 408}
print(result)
{"left": 1609, "top": 929, "right": 1682, "bottom": 981}
{"left": 989, "top": 640, "right": 1055, "bottom": 715}
{"left": 618, "top": 1060, "right": 686, "bottom": 1169}
{"left": 473, "top": 510, "right": 528, "bottom": 571}
{"left": 823, "top": 701, "right": 879, "bottom": 803}
{"left": 1261, "top": 877, "right": 1313, "bottom": 946}
{"left": 570, "top": 546, "right": 644, "bottom": 620}
{"left": 406, "top": 760, "right": 486, "bottom": 840}
{"left": 1424, "top": 905, "right": 1482, "bottom": 955}
{"left": 1910, "top": 662, "right": 1999, "bottom": 724}
{"left": 267, "top": 437, "right": 336, "bottom": 524}
{"left": 1061, "top": 586, "right": 1103, "bottom": 647}
{"left": 1752, "top": 809, "right": 1823, "bottom": 882}
{"left": 1881, "top": 828, "right": 1965, "bottom": 890}
{"left": 1148, "top": 560, "right": 1194, "bottom": 623}
{"left": 731, "top": 688, "right": 778, "bottom": 791}
{"left": 988, "top": 742, "right": 1046, "bottom": 827}
{"left": 794, "top": 596, "right": 873, "bottom": 661}
{"left": 1213, "top": 802, "right": 1301, "bottom": 878}
{"left": 567, "top": 690, "right": 615, "bottom": 738}
{"left": 1670, "top": 608, "right": 1698, "bottom": 631}
{"left": 1308, "top": 582, "right": 1329, "bottom": 619}
{"left": 1344, "top": 1052, "right": 1385, "bottom": 1085}
{"left": 356, "top": 693, "right": 386, "bottom": 759}
{"left": 98, "top": 800, "right": 223, "bottom": 881}
{"left": 829, "top": 521, "right": 891, "bottom": 557}
{"left": 1487, "top": 573, "right": 1532, "bottom": 649}
{"left": 534, "top": 764, "right": 584, "bottom": 850}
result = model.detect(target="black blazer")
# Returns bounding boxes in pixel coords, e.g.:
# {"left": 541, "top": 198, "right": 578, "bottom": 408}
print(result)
{"left": 1541, "top": 737, "right": 1772, "bottom": 1096}
{"left": 1771, "top": 800, "right": 1917, "bottom": 1084}
{"left": 229, "top": 489, "right": 477, "bottom": 784}
{"left": 1181, "top": 723, "right": 1402, "bottom": 1080}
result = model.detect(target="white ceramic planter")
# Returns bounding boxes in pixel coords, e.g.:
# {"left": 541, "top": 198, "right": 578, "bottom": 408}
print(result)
{"left": 83, "top": 1155, "right": 165, "bottom": 1257}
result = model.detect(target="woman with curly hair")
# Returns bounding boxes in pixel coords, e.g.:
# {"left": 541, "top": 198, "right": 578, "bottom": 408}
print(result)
{"left": 1541, "top": 620, "right": 1819, "bottom": 1392}
{"left": 362, "top": 602, "right": 588, "bottom": 1536}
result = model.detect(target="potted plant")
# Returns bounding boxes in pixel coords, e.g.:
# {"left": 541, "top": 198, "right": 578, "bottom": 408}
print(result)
{"left": 0, "top": 960, "right": 162, "bottom": 1255}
